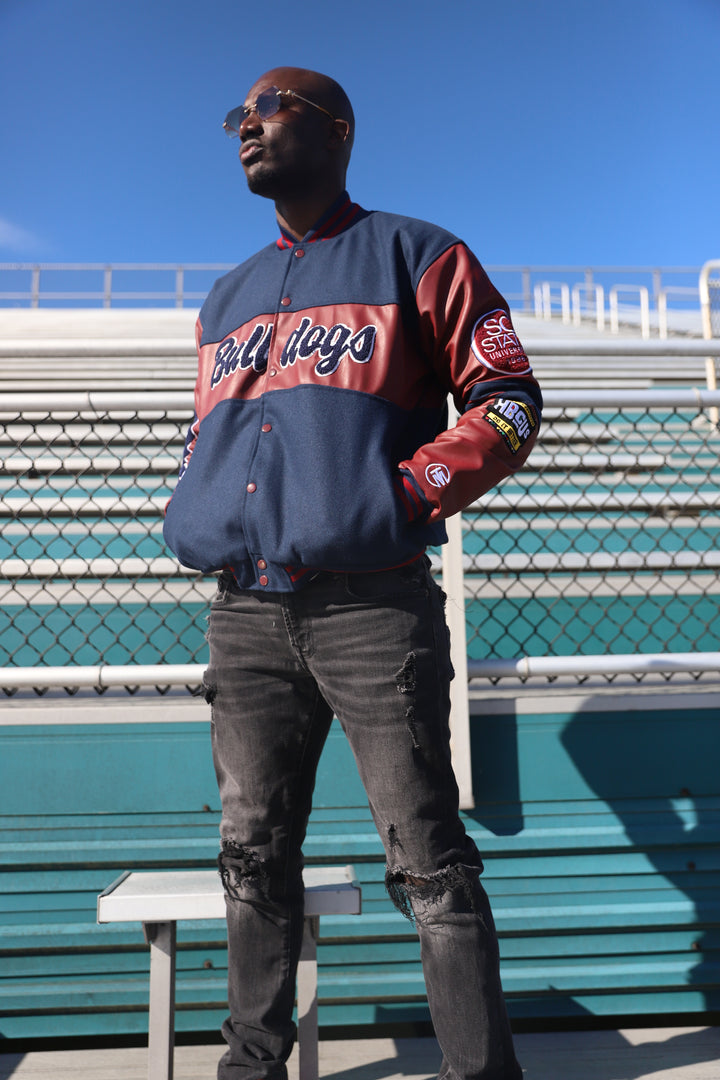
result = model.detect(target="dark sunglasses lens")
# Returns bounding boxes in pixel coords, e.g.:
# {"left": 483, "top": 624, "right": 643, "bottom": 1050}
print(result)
{"left": 223, "top": 88, "right": 280, "bottom": 136}
{"left": 223, "top": 106, "right": 246, "bottom": 136}
{"left": 255, "top": 88, "right": 281, "bottom": 120}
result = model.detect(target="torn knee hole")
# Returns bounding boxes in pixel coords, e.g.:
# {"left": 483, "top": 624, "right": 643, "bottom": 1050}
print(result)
{"left": 218, "top": 840, "right": 269, "bottom": 900}
{"left": 385, "top": 863, "right": 481, "bottom": 922}
{"left": 202, "top": 680, "right": 217, "bottom": 706}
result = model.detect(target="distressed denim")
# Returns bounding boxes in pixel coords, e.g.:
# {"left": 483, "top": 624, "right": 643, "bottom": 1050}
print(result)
{"left": 204, "top": 558, "right": 522, "bottom": 1080}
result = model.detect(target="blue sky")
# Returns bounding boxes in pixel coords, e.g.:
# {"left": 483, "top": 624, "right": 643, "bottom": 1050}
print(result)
{"left": 1, "top": 0, "right": 718, "bottom": 270}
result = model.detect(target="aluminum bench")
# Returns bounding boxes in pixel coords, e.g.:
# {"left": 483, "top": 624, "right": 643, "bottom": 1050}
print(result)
{"left": 98, "top": 865, "right": 361, "bottom": 1080}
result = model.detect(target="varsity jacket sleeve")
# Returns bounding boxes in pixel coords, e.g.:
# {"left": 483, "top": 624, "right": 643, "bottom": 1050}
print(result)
{"left": 397, "top": 242, "right": 542, "bottom": 522}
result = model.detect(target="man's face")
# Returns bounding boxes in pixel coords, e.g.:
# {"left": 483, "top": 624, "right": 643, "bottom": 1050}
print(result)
{"left": 238, "top": 71, "right": 335, "bottom": 200}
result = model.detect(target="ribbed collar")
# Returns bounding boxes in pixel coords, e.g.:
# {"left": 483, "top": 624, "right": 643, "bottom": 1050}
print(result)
{"left": 276, "top": 191, "right": 362, "bottom": 249}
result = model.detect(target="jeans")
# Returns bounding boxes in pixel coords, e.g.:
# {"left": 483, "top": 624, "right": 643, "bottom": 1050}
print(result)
{"left": 203, "top": 558, "right": 522, "bottom": 1080}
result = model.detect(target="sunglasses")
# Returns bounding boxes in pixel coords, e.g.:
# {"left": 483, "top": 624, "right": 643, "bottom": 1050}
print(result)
{"left": 223, "top": 87, "right": 339, "bottom": 137}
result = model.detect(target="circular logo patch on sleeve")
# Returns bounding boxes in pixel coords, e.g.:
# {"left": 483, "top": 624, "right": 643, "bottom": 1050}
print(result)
{"left": 471, "top": 309, "right": 532, "bottom": 374}
{"left": 425, "top": 463, "right": 451, "bottom": 488}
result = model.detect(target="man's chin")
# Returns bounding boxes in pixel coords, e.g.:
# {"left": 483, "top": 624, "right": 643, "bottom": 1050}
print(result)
{"left": 244, "top": 167, "right": 282, "bottom": 199}
{"left": 245, "top": 182, "right": 275, "bottom": 199}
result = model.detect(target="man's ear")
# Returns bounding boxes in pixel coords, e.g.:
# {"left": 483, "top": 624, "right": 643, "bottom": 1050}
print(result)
{"left": 329, "top": 118, "right": 351, "bottom": 145}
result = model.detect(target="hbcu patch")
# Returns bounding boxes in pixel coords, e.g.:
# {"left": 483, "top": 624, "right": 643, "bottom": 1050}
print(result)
{"left": 483, "top": 398, "right": 537, "bottom": 454}
{"left": 470, "top": 309, "right": 531, "bottom": 374}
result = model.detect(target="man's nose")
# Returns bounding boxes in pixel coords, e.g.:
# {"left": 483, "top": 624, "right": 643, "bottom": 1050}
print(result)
{"left": 239, "top": 109, "right": 262, "bottom": 139}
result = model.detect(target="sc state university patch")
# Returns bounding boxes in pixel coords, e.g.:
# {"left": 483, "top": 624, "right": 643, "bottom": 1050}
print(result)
{"left": 471, "top": 309, "right": 531, "bottom": 374}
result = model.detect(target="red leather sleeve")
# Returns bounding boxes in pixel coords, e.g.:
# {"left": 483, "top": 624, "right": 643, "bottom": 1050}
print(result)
{"left": 398, "top": 244, "right": 541, "bottom": 521}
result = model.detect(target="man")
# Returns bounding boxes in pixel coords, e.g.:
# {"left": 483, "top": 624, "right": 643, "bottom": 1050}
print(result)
{"left": 163, "top": 67, "right": 541, "bottom": 1080}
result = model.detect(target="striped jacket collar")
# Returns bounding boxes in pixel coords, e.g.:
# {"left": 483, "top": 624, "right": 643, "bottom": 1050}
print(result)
{"left": 276, "top": 191, "right": 362, "bottom": 249}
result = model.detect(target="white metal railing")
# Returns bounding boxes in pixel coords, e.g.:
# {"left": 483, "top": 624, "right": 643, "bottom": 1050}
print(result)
{"left": 7, "top": 649, "right": 720, "bottom": 690}
{"left": 609, "top": 284, "right": 650, "bottom": 338}
{"left": 467, "top": 652, "right": 720, "bottom": 680}
{"left": 699, "top": 260, "right": 720, "bottom": 423}
{"left": 658, "top": 287, "right": 700, "bottom": 339}
{"left": 534, "top": 281, "right": 571, "bottom": 322}
{"left": 0, "top": 263, "right": 704, "bottom": 317}
{"left": 571, "top": 282, "right": 605, "bottom": 330}
{"left": 523, "top": 338, "right": 720, "bottom": 358}
{"left": 700, "top": 259, "right": 720, "bottom": 338}
{"left": 0, "top": 264, "right": 234, "bottom": 309}
{"left": 528, "top": 263, "right": 714, "bottom": 338}
{"left": 0, "top": 390, "right": 192, "bottom": 411}
{"left": 0, "top": 663, "right": 205, "bottom": 689}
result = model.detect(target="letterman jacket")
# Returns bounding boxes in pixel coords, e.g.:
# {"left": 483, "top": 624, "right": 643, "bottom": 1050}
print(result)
{"left": 163, "top": 193, "right": 542, "bottom": 591}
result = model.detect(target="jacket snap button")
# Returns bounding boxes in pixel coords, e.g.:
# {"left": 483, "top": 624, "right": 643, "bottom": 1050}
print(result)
{"left": 281, "top": 296, "right": 291, "bottom": 306}
{"left": 257, "top": 559, "right": 267, "bottom": 570}
{"left": 259, "top": 575, "right": 269, "bottom": 586}
{"left": 261, "top": 423, "right": 272, "bottom": 432}
{"left": 295, "top": 249, "right": 305, "bottom": 258}
{"left": 246, "top": 482, "right": 256, "bottom": 493}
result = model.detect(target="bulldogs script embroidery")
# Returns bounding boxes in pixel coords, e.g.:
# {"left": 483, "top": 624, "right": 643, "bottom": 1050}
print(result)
{"left": 211, "top": 318, "right": 378, "bottom": 387}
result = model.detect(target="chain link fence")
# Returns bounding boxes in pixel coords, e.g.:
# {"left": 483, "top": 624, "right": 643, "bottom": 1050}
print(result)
{"left": 465, "top": 395, "right": 720, "bottom": 673}
{"left": 2, "top": 391, "right": 720, "bottom": 691}
{"left": 0, "top": 395, "right": 211, "bottom": 677}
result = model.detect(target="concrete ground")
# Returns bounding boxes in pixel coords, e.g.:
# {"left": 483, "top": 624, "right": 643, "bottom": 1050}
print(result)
{"left": 1, "top": 1028, "right": 719, "bottom": 1080}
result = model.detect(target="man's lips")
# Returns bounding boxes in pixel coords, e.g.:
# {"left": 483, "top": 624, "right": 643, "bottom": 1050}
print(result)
{"left": 240, "top": 141, "right": 263, "bottom": 165}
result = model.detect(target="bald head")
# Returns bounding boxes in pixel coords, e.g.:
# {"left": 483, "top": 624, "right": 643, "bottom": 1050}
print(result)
{"left": 247, "top": 67, "right": 355, "bottom": 162}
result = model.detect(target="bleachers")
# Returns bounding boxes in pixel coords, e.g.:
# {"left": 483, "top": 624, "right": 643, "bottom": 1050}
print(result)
{"left": 2, "top": 307, "right": 720, "bottom": 1040}
{"left": 0, "top": 307, "right": 714, "bottom": 393}
{"left": 3, "top": 690, "right": 719, "bottom": 1036}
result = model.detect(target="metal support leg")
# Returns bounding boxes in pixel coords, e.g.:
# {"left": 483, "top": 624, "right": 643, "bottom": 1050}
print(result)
{"left": 143, "top": 920, "right": 177, "bottom": 1080}
{"left": 297, "top": 915, "right": 320, "bottom": 1080}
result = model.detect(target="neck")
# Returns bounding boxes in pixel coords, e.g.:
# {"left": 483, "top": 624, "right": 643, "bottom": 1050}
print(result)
{"left": 274, "top": 185, "right": 345, "bottom": 241}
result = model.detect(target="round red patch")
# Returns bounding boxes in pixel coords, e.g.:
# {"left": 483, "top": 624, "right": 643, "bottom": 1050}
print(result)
{"left": 471, "top": 309, "right": 531, "bottom": 374}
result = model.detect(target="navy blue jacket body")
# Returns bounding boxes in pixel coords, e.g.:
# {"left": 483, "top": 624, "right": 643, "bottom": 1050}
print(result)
{"left": 163, "top": 195, "right": 542, "bottom": 591}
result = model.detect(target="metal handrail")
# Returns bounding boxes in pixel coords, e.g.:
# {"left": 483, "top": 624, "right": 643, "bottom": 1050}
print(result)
{"left": 468, "top": 652, "right": 720, "bottom": 680}
{"left": 0, "top": 340, "right": 194, "bottom": 358}
{"left": 609, "top": 284, "right": 650, "bottom": 339}
{"left": 5, "top": 652, "right": 720, "bottom": 691}
{"left": 0, "top": 664, "right": 205, "bottom": 689}
{"left": 0, "top": 390, "right": 193, "bottom": 411}
{"left": 524, "top": 339, "right": 720, "bottom": 357}
{"left": 3, "top": 379, "right": 720, "bottom": 417}
{"left": 0, "top": 262, "right": 703, "bottom": 311}
{"left": 699, "top": 261, "right": 720, "bottom": 422}
{"left": 0, "top": 264, "right": 235, "bottom": 309}
{"left": 658, "top": 286, "right": 700, "bottom": 339}
{"left": 699, "top": 259, "right": 720, "bottom": 338}
{"left": 534, "top": 281, "right": 571, "bottom": 322}
{"left": 571, "top": 282, "right": 605, "bottom": 331}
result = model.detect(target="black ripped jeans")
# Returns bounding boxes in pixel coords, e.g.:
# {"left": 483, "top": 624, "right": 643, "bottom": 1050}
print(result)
{"left": 205, "top": 558, "right": 521, "bottom": 1080}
